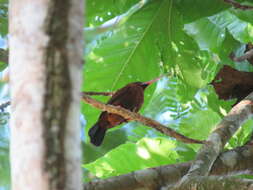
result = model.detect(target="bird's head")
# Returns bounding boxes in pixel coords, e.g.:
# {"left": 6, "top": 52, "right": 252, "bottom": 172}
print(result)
{"left": 134, "top": 76, "right": 162, "bottom": 89}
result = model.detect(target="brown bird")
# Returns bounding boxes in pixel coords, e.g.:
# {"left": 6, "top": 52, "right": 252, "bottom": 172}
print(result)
{"left": 88, "top": 77, "right": 161, "bottom": 146}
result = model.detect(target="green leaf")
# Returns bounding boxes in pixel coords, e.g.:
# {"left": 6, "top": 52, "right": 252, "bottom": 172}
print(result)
{"left": 84, "top": 1, "right": 168, "bottom": 92}
{"left": 83, "top": 0, "right": 174, "bottom": 137}
{"left": 185, "top": 10, "right": 253, "bottom": 53}
{"left": 175, "top": 0, "right": 229, "bottom": 24}
{"left": 86, "top": 0, "right": 139, "bottom": 27}
{"left": 84, "top": 137, "right": 180, "bottom": 178}
{"left": 210, "top": 11, "right": 253, "bottom": 43}
{"left": 227, "top": 119, "right": 253, "bottom": 148}
{"left": 83, "top": 129, "right": 128, "bottom": 164}
{"left": 230, "top": 2, "right": 253, "bottom": 25}
{"left": 179, "top": 109, "right": 221, "bottom": 149}
{"left": 184, "top": 18, "right": 226, "bottom": 53}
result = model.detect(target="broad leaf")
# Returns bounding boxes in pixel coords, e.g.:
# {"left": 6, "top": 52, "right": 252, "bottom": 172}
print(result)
{"left": 84, "top": 137, "right": 181, "bottom": 178}
{"left": 175, "top": 0, "right": 229, "bottom": 24}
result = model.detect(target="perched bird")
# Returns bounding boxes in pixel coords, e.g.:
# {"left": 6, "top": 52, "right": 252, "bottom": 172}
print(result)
{"left": 88, "top": 77, "right": 160, "bottom": 146}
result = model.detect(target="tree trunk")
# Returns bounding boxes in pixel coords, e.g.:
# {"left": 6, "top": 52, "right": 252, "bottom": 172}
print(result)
{"left": 9, "top": 0, "right": 84, "bottom": 190}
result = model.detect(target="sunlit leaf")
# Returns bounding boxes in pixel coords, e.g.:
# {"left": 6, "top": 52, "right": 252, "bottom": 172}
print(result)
{"left": 84, "top": 137, "right": 180, "bottom": 178}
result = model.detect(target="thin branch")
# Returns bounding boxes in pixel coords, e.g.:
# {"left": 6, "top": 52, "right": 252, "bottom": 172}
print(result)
{"left": 82, "top": 94, "right": 204, "bottom": 144}
{"left": 178, "top": 92, "right": 253, "bottom": 184}
{"left": 0, "top": 100, "right": 10, "bottom": 111}
{"left": 83, "top": 145, "right": 253, "bottom": 190}
{"left": 224, "top": 0, "right": 253, "bottom": 10}
{"left": 229, "top": 49, "right": 253, "bottom": 62}
{"left": 83, "top": 91, "right": 114, "bottom": 96}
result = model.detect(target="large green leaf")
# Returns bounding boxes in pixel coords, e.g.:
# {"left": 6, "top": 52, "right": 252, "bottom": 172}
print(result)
{"left": 83, "top": 0, "right": 174, "bottom": 141}
{"left": 184, "top": 18, "right": 226, "bottom": 53}
{"left": 179, "top": 109, "right": 221, "bottom": 150}
{"left": 84, "top": 137, "right": 181, "bottom": 178}
{"left": 175, "top": 0, "right": 229, "bottom": 24}
{"left": 210, "top": 11, "right": 253, "bottom": 43}
{"left": 84, "top": 0, "right": 169, "bottom": 92}
{"left": 86, "top": 0, "right": 139, "bottom": 27}
{"left": 185, "top": 10, "right": 253, "bottom": 53}
{"left": 230, "top": 1, "right": 253, "bottom": 24}
{"left": 85, "top": 0, "right": 151, "bottom": 44}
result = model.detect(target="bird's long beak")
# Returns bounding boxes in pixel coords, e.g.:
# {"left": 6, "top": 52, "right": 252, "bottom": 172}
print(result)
{"left": 143, "top": 76, "right": 162, "bottom": 86}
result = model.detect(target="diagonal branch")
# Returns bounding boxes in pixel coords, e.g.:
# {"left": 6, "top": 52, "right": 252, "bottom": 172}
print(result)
{"left": 167, "top": 176, "right": 253, "bottom": 190}
{"left": 176, "top": 92, "right": 253, "bottom": 187}
{"left": 224, "top": 0, "right": 253, "bottom": 10}
{"left": 82, "top": 93, "right": 204, "bottom": 144}
{"left": 83, "top": 145, "right": 253, "bottom": 190}
{"left": 83, "top": 91, "right": 113, "bottom": 96}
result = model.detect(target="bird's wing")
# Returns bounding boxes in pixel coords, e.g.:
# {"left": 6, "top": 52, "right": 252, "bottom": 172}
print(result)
{"left": 107, "top": 85, "right": 132, "bottom": 106}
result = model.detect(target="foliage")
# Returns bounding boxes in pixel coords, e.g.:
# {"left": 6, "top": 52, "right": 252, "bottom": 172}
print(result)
{"left": 0, "top": 0, "right": 8, "bottom": 36}
{"left": 0, "top": 0, "right": 252, "bottom": 187}
{"left": 84, "top": 137, "right": 195, "bottom": 178}
{"left": 83, "top": 0, "right": 253, "bottom": 179}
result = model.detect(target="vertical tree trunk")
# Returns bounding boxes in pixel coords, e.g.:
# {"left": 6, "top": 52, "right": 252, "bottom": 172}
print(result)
{"left": 9, "top": 1, "right": 83, "bottom": 190}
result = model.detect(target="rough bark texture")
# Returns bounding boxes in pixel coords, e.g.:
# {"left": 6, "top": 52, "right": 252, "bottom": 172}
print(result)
{"left": 9, "top": 0, "right": 83, "bottom": 190}
{"left": 178, "top": 93, "right": 253, "bottom": 187}
{"left": 83, "top": 145, "right": 253, "bottom": 190}
{"left": 166, "top": 176, "right": 253, "bottom": 190}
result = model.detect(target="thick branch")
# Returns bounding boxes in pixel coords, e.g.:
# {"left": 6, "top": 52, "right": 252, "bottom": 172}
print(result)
{"left": 167, "top": 176, "right": 253, "bottom": 190}
{"left": 224, "top": 0, "right": 253, "bottom": 10}
{"left": 83, "top": 145, "right": 253, "bottom": 190}
{"left": 230, "top": 49, "right": 253, "bottom": 62}
{"left": 180, "top": 92, "right": 253, "bottom": 181}
{"left": 82, "top": 94, "right": 204, "bottom": 144}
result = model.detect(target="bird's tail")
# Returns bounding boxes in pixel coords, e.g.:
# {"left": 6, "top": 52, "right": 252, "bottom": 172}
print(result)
{"left": 88, "top": 123, "right": 107, "bottom": 146}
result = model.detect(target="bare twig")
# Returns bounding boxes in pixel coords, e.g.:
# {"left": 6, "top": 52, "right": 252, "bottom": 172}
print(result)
{"left": 83, "top": 91, "right": 114, "bottom": 96}
{"left": 82, "top": 94, "right": 204, "bottom": 144}
{"left": 0, "top": 100, "right": 10, "bottom": 111}
{"left": 177, "top": 92, "right": 253, "bottom": 186}
{"left": 229, "top": 49, "right": 253, "bottom": 62}
{"left": 224, "top": 0, "right": 253, "bottom": 10}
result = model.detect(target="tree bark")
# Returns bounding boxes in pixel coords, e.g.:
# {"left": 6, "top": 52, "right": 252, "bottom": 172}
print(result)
{"left": 9, "top": 0, "right": 83, "bottom": 190}
{"left": 181, "top": 93, "right": 253, "bottom": 181}
{"left": 166, "top": 176, "right": 253, "bottom": 190}
{"left": 83, "top": 145, "right": 253, "bottom": 190}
